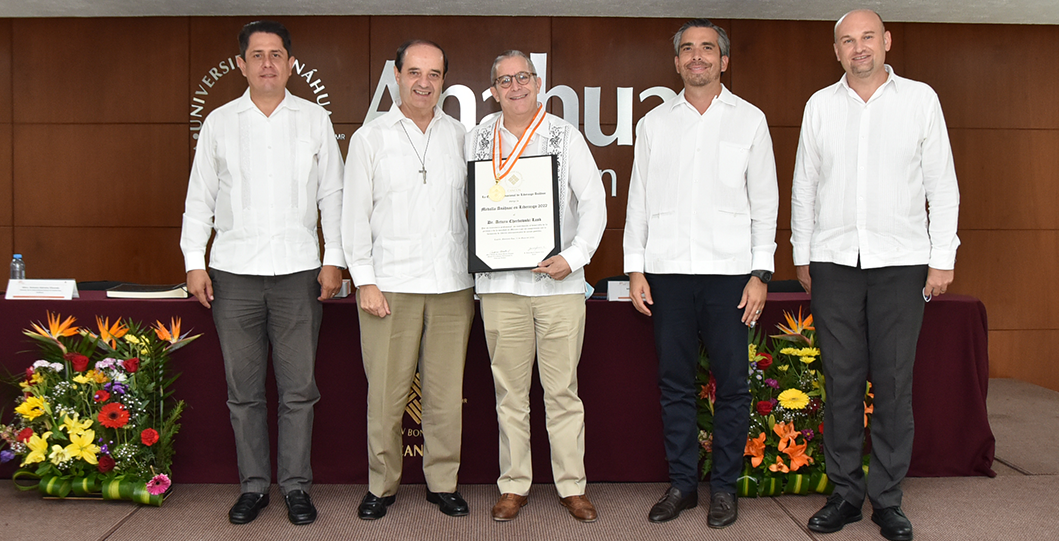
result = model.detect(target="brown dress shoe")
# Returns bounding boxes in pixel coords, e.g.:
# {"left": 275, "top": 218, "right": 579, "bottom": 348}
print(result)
{"left": 560, "top": 494, "right": 598, "bottom": 523}
{"left": 492, "top": 493, "right": 528, "bottom": 522}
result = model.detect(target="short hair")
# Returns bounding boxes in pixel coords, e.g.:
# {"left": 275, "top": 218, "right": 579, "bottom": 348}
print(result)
{"left": 489, "top": 50, "right": 537, "bottom": 84}
{"left": 672, "top": 19, "right": 731, "bottom": 58}
{"left": 395, "top": 40, "right": 449, "bottom": 76}
{"left": 238, "top": 20, "right": 292, "bottom": 59}
{"left": 834, "top": 9, "right": 886, "bottom": 42}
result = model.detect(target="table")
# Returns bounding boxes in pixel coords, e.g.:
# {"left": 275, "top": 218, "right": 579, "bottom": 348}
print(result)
{"left": 0, "top": 291, "right": 994, "bottom": 484}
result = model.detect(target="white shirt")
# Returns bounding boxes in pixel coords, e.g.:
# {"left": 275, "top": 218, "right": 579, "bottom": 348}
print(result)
{"left": 467, "top": 113, "right": 606, "bottom": 297}
{"left": 790, "top": 66, "right": 960, "bottom": 270}
{"left": 181, "top": 89, "right": 345, "bottom": 275}
{"left": 342, "top": 107, "right": 473, "bottom": 294}
{"left": 624, "top": 86, "right": 779, "bottom": 275}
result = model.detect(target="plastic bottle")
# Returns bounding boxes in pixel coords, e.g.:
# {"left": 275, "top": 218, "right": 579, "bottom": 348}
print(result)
{"left": 10, "top": 254, "right": 25, "bottom": 280}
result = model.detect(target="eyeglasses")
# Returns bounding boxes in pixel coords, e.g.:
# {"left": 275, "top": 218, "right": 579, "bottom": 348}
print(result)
{"left": 493, "top": 71, "right": 536, "bottom": 89}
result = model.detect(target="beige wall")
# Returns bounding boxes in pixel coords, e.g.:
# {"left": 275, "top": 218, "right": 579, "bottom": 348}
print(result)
{"left": 0, "top": 17, "right": 1055, "bottom": 390}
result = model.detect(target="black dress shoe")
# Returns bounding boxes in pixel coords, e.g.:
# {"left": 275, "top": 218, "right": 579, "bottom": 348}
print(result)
{"left": 229, "top": 492, "right": 269, "bottom": 524}
{"left": 358, "top": 492, "right": 396, "bottom": 520}
{"left": 648, "top": 486, "right": 698, "bottom": 523}
{"left": 284, "top": 490, "right": 317, "bottom": 525}
{"left": 707, "top": 492, "right": 738, "bottom": 529}
{"left": 427, "top": 490, "right": 469, "bottom": 517}
{"left": 872, "top": 506, "right": 913, "bottom": 541}
{"left": 808, "top": 494, "right": 863, "bottom": 533}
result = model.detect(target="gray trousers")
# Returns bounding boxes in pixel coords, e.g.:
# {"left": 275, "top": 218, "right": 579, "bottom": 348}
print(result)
{"left": 211, "top": 268, "right": 323, "bottom": 495}
{"left": 809, "top": 262, "right": 927, "bottom": 509}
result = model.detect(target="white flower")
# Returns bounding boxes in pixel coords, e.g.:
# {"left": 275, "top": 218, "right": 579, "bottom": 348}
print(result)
{"left": 50, "top": 362, "right": 64, "bottom": 372}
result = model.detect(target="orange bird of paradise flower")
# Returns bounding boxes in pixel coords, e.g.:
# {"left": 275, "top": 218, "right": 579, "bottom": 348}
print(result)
{"left": 95, "top": 316, "right": 129, "bottom": 348}
{"left": 782, "top": 439, "right": 815, "bottom": 471}
{"left": 772, "top": 307, "right": 815, "bottom": 346}
{"left": 154, "top": 317, "right": 183, "bottom": 344}
{"left": 744, "top": 432, "right": 766, "bottom": 468}
{"left": 29, "top": 312, "right": 79, "bottom": 340}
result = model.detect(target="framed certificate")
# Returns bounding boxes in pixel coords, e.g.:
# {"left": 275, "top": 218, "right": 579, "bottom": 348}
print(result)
{"left": 468, "top": 154, "right": 561, "bottom": 273}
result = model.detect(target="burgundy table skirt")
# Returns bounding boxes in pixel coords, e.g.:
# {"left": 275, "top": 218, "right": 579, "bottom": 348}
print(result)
{"left": 0, "top": 291, "right": 994, "bottom": 484}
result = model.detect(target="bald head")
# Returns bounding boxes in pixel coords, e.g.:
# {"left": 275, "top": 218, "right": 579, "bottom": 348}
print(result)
{"left": 835, "top": 9, "right": 885, "bottom": 42}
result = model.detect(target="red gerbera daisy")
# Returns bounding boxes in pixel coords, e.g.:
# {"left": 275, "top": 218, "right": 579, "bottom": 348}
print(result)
{"left": 99, "top": 402, "right": 130, "bottom": 429}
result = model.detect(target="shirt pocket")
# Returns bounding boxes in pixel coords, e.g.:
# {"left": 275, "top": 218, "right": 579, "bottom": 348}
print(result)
{"left": 379, "top": 154, "right": 421, "bottom": 193}
{"left": 717, "top": 141, "right": 750, "bottom": 189}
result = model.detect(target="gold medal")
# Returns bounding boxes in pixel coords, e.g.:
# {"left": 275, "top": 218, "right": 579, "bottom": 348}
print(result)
{"left": 488, "top": 183, "right": 506, "bottom": 202}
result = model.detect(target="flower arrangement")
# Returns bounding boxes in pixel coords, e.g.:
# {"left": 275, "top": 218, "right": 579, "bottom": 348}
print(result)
{"left": 1, "top": 312, "right": 198, "bottom": 506}
{"left": 697, "top": 309, "right": 873, "bottom": 497}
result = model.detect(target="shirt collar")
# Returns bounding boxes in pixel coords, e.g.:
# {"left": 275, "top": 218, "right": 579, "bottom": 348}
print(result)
{"left": 235, "top": 88, "right": 298, "bottom": 114}
{"left": 496, "top": 107, "right": 552, "bottom": 140}
{"left": 836, "top": 64, "right": 901, "bottom": 99}
{"left": 671, "top": 84, "right": 736, "bottom": 113}
{"left": 385, "top": 105, "right": 444, "bottom": 131}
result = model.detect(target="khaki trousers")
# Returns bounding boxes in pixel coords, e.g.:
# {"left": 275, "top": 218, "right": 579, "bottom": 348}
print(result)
{"left": 359, "top": 288, "right": 474, "bottom": 497}
{"left": 480, "top": 293, "right": 588, "bottom": 498}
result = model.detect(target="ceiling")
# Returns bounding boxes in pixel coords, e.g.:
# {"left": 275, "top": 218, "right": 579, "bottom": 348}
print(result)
{"left": 3, "top": 0, "right": 1056, "bottom": 25}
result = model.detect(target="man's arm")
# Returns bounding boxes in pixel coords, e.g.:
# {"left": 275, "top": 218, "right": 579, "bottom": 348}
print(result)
{"left": 791, "top": 99, "right": 822, "bottom": 286}
{"left": 739, "top": 115, "right": 780, "bottom": 325}
{"left": 342, "top": 127, "right": 390, "bottom": 317}
{"left": 920, "top": 91, "right": 960, "bottom": 295}
{"left": 180, "top": 116, "right": 221, "bottom": 309}
{"left": 623, "top": 117, "right": 653, "bottom": 316}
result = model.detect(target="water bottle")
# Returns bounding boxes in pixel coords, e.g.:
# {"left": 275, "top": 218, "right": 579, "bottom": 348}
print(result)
{"left": 10, "top": 254, "right": 25, "bottom": 280}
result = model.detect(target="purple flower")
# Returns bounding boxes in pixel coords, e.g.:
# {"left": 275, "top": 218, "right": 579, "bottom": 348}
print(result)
{"left": 104, "top": 381, "right": 127, "bottom": 395}
{"left": 765, "top": 378, "right": 780, "bottom": 389}
{"left": 0, "top": 449, "right": 14, "bottom": 463}
{"left": 801, "top": 429, "right": 815, "bottom": 441}
{"left": 100, "top": 443, "right": 110, "bottom": 455}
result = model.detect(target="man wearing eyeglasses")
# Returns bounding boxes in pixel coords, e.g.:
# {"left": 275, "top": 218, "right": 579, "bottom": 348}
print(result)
{"left": 342, "top": 39, "right": 474, "bottom": 521}
{"left": 623, "top": 19, "right": 779, "bottom": 528}
{"left": 467, "top": 50, "right": 606, "bottom": 523}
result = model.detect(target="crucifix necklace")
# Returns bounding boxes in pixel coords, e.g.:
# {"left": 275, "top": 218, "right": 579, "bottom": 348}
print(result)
{"left": 400, "top": 121, "right": 432, "bottom": 183}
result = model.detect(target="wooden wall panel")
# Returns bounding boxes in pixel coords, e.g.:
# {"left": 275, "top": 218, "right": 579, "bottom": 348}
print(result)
{"left": 0, "top": 124, "right": 10, "bottom": 226}
{"left": 551, "top": 17, "right": 686, "bottom": 124}
{"left": 0, "top": 226, "right": 11, "bottom": 266}
{"left": 585, "top": 228, "right": 624, "bottom": 288}
{"left": 188, "top": 16, "right": 370, "bottom": 129}
{"left": 950, "top": 128, "right": 1059, "bottom": 230}
{"left": 13, "top": 124, "right": 188, "bottom": 227}
{"left": 953, "top": 230, "right": 1059, "bottom": 330}
{"left": 0, "top": 19, "right": 10, "bottom": 124}
{"left": 14, "top": 226, "right": 185, "bottom": 283}
{"left": 728, "top": 19, "right": 843, "bottom": 128}
{"left": 12, "top": 18, "right": 188, "bottom": 124}
{"left": 903, "top": 23, "right": 1059, "bottom": 130}
{"left": 370, "top": 17, "right": 552, "bottom": 124}
{"left": 990, "top": 330, "right": 1059, "bottom": 391}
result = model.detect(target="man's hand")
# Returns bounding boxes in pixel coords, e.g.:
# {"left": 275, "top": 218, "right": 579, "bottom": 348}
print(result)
{"left": 924, "top": 268, "right": 954, "bottom": 299}
{"left": 317, "top": 265, "right": 342, "bottom": 301}
{"left": 629, "top": 272, "right": 653, "bottom": 316}
{"left": 795, "top": 265, "right": 811, "bottom": 295}
{"left": 358, "top": 284, "right": 391, "bottom": 318}
{"left": 532, "top": 255, "right": 572, "bottom": 281}
{"left": 187, "top": 269, "right": 213, "bottom": 309}
{"left": 739, "top": 276, "right": 767, "bottom": 326}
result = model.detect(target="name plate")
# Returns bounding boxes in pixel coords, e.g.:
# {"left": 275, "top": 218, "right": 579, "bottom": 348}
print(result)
{"left": 5, "top": 279, "right": 80, "bottom": 300}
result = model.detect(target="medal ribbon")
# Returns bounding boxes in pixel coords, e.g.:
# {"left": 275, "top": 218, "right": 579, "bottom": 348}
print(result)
{"left": 492, "top": 104, "right": 546, "bottom": 181}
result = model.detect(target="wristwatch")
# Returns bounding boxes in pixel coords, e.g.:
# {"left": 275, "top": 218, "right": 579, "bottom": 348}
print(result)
{"left": 750, "top": 270, "right": 772, "bottom": 283}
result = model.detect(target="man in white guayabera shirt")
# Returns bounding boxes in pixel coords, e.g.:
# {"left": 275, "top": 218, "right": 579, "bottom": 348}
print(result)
{"left": 467, "top": 50, "right": 606, "bottom": 524}
{"left": 181, "top": 20, "right": 344, "bottom": 527}
{"left": 793, "top": 9, "right": 960, "bottom": 541}
{"left": 623, "top": 18, "right": 779, "bottom": 530}
{"left": 342, "top": 39, "right": 474, "bottom": 521}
